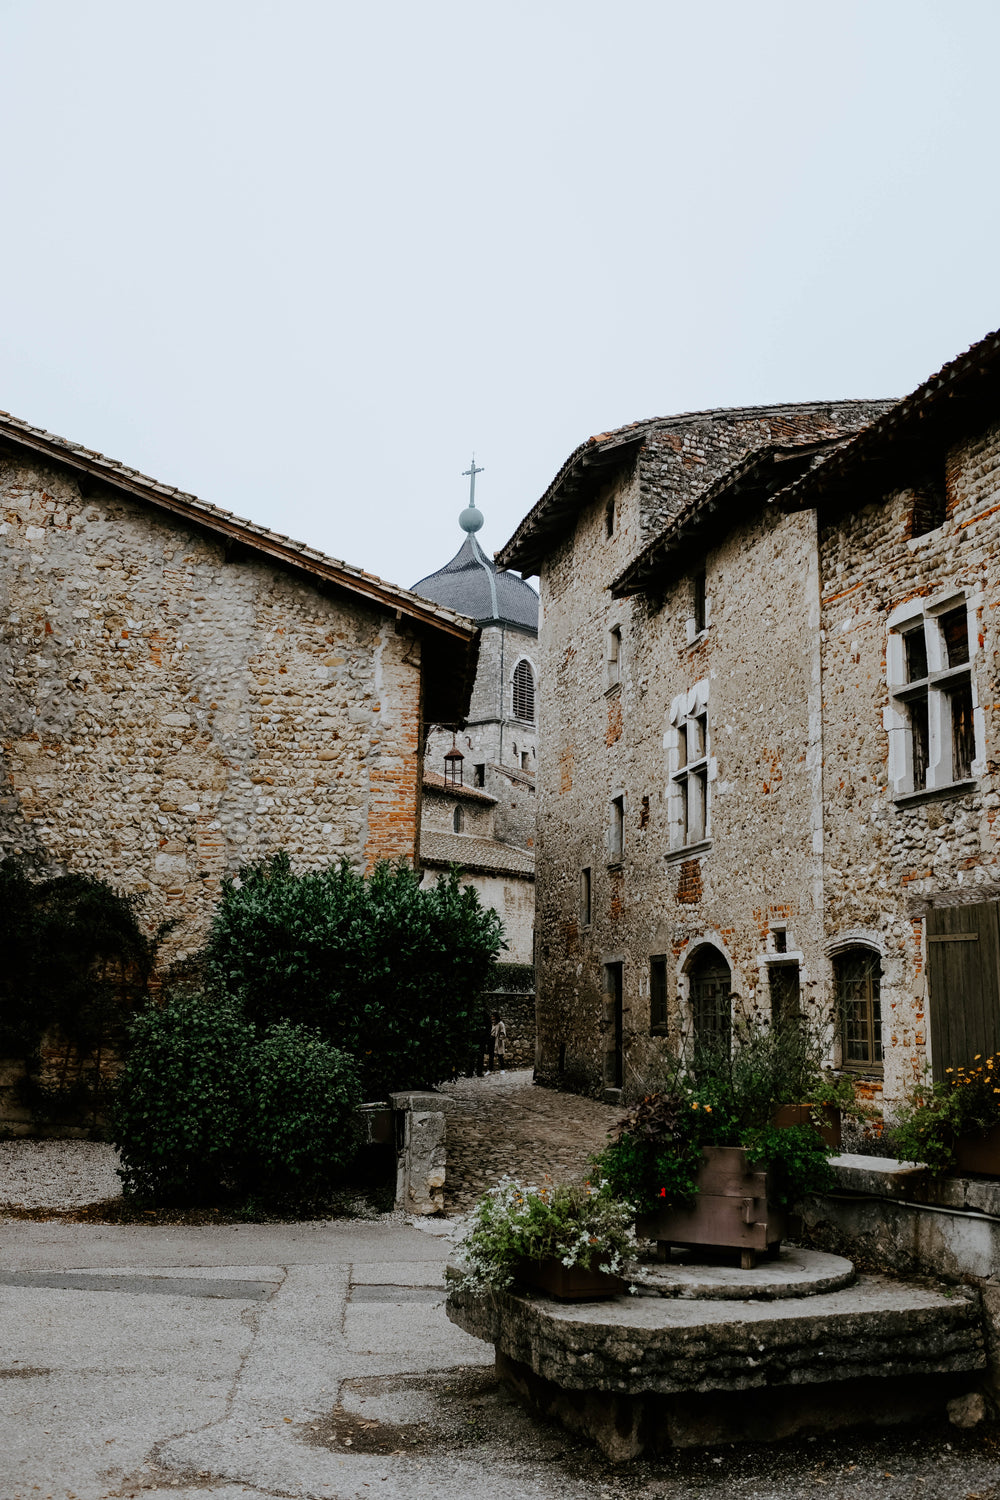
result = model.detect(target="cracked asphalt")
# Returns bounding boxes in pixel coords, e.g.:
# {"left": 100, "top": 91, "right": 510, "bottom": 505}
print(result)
{"left": 5, "top": 1079, "right": 1000, "bottom": 1497}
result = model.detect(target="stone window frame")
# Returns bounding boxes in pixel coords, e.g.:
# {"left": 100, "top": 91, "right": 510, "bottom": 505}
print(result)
{"left": 608, "top": 791, "right": 626, "bottom": 864}
{"left": 580, "top": 866, "right": 592, "bottom": 928}
{"left": 676, "top": 935, "right": 736, "bottom": 1059}
{"left": 649, "top": 953, "right": 669, "bottom": 1035}
{"left": 754, "top": 926, "right": 806, "bottom": 1028}
{"left": 825, "top": 930, "right": 886, "bottom": 1074}
{"left": 885, "top": 590, "right": 984, "bottom": 805}
{"left": 606, "top": 624, "right": 622, "bottom": 694}
{"left": 453, "top": 805, "right": 464, "bottom": 834}
{"left": 666, "top": 679, "right": 712, "bottom": 855}
{"left": 687, "top": 566, "right": 709, "bottom": 643}
{"left": 511, "top": 656, "right": 537, "bottom": 724}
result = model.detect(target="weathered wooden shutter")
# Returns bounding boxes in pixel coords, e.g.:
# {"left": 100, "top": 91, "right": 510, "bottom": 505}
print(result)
{"left": 926, "top": 900, "right": 1000, "bottom": 1081}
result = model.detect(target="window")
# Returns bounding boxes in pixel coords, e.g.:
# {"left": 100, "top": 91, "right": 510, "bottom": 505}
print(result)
{"left": 605, "top": 498, "right": 616, "bottom": 538}
{"left": 473, "top": 763, "right": 486, "bottom": 788}
{"left": 453, "top": 805, "right": 465, "bottom": 833}
{"left": 521, "top": 750, "right": 530, "bottom": 771}
{"left": 609, "top": 795, "right": 624, "bottom": 859}
{"left": 835, "top": 948, "right": 883, "bottom": 1070}
{"left": 580, "top": 867, "right": 592, "bottom": 926}
{"left": 768, "top": 963, "right": 800, "bottom": 1026}
{"left": 650, "top": 955, "right": 668, "bottom": 1032}
{"left": 910, "top": 473, "right": 946, "bottom": 537}
{"left": 512, "top": 659, "right": 535, "bottom": 723}
{"left": 693, "top": 567, "right": 707, "bottom": 634}
{"left": 688, "top": 948, "right": 731, "bottom": 1052}
{"left": 607, "top": 626, "right": 621, "bottom": 690}
{"left": 668, "top": 681, "right": 710, "bottom": 849}
{"left": 888, "top": 598, "right": 978, "bottom": 797}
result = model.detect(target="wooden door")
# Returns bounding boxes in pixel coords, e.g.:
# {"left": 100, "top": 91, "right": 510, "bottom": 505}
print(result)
{"left": 926, "top": 900, "right": 1000, "bottom": 1081}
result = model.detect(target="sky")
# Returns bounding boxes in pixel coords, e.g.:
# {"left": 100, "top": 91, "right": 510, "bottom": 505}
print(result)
{"left": 0, "top": 1, "right": 998, "bottom": 590}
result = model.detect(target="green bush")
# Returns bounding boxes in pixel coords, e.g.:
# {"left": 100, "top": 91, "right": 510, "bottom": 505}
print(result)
{"left": 203, "top": 853, "right": 504, "bottom": 1095}
{"left": 247, "top": 1023, "right": 361, "bottom": 1201}
{"left": 112, "top": 995, "right": 252, "bottom": 1203}
{"left": 113, "top": 998, "right": 364, "bottom": 1207}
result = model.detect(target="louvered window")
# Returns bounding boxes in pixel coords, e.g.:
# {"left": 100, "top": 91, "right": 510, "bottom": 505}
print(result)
{"left": 512, "top": 659, "right": 535, "bottom": 723}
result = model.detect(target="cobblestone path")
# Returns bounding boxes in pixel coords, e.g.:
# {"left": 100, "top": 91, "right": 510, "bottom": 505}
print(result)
{"left": 439, "top": 1069, "right": 623, "bottom": 1214}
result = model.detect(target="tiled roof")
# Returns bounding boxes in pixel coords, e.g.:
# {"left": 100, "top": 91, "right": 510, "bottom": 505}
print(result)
{"left": 419, "top": 831, "right": 535, "bottom": 878}
{"left": 777, "top": 329, "right": 1000, "bottom": 512}
{"left": 0, "top": 406, "right": 482, "bottom": 730}
{"left": 423, "top": 770, "right": 497, "bottom": 804}
{"left": 0, "top": 407, "right": 476, "bottom": 642}
{"left": 611, "top": 438, "right": 847, "bottom": 596}
{"left": 496, "top": 400, "right": 894, "bottom": 577}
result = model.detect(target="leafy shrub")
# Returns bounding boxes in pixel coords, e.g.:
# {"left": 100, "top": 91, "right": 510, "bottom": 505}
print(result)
{"left": 113, "top": 997, "right": 365, "bottom": 1207}
{"left": 741, "top": 1123, "right": 835, "bottom": 1208}
{"left": 247, "top": 1023, "right": 361, "bottom": 1201}
{"left": 593, "top": 1091, "right": 707, "bottom": 1213}
{"left": 112, "top": 995, "right": 252, "bottom": 1203}
{"left": 893, "top": 1052, "right": 1000, "bottom": 1174}
{"left": 203, "top": 853, "right": 504, "bottom": 1095}
{"left": 457, "top": 1178, "right": 637, "bottom": 1291}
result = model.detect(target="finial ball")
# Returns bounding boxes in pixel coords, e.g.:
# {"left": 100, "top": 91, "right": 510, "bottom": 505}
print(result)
{"left": 459, "top": 505, "right": 484, "bottom": 533}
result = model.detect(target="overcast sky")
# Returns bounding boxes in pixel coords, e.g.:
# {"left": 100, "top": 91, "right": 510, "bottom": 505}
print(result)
{"left": 1, "top": 1, "right": 998, "bottom": 589}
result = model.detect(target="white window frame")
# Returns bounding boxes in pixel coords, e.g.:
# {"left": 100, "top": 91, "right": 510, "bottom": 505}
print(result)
{"left": 667, "top": 679, "right": 712, "bottom": 851}
{"left": 606, "top": 625, "right": 622, "bottom": 692}
{"left": 885, "top": 592, "right": 984, "bottom": 800}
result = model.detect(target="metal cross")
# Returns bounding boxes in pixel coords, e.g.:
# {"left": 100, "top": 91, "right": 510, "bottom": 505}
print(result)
{"left": 463, "top": 456, "right": 484, "bottom": 508}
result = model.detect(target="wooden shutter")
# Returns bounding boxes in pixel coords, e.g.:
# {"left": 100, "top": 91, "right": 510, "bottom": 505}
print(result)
{"left": 926, "top": 900, "right": 1000, "bottom": 1081}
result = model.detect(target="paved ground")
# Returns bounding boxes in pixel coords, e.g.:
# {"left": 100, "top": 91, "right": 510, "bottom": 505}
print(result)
{"left": 439, "top": 1070, "right": 622, "bottom": 1212}
{"left": 5, "top": 1076, "right": 1000, "bottom": 1498}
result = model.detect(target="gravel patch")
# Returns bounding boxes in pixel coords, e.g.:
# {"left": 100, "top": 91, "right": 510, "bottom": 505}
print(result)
{"left": 0, "top": 1138, "right": 122, "bottom": 1209}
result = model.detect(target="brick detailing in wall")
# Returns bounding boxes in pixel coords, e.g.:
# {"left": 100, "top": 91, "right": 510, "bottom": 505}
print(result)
{"left": 677, "top": 859, "right": 703, "bottom": 905}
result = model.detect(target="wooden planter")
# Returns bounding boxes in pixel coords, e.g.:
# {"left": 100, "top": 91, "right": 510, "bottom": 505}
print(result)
{"left": 954, "top": 1121, "right": 1000, "bottom": 1176}
{"left": 772, "top": 1103, "right": 842, "bottom": 1150}
{"left": 635, "top": 1145, "right": 786, "bottom": 1270}
{"left": 514, "top": 1257, "right": 625, "bottom": 1301}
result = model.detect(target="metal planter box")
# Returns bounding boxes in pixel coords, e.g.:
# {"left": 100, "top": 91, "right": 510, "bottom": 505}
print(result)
{"left": 635, "top": 1145, "right": 786, "bottom": 1270}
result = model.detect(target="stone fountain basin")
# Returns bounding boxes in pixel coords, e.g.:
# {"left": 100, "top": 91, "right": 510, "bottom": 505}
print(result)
{"left": 446, "top": 1248, "right": 986, "bottom": 1457}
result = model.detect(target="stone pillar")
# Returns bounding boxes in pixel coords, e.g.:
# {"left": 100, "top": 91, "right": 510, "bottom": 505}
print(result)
{"left": 389, "top": 1092, "right": 451, "bottom": 1215}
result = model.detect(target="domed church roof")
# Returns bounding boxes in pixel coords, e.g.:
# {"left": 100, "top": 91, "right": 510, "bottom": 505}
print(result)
{"left": 411, "top": 463, "right": 538, "bottom": 634}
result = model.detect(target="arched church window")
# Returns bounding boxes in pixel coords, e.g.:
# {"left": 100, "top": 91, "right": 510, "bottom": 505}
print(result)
{"left": 453, "top": 805, "right": 465, "bottom": 833}
{"left": 512, "top": 659, "right": 535, "bottom": 723}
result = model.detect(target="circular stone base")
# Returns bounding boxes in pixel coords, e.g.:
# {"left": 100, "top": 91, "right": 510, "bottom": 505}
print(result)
{"left": 628, "top": 1244, "right": 855, "bottom": 1300}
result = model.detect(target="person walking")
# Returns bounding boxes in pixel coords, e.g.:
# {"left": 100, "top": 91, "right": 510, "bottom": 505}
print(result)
{"left": 490, "top": 1013, "right": 507, "bottom": 1074}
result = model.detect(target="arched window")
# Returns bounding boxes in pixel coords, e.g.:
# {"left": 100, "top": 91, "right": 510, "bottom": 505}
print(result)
{"left": 834, "top": 947, "right": 883, "bottom": 1069}
{"left": 512, "top": 659, "right": 535, "bottom": 723}
{"left": 453, "top": 805, "right": 465, "bottom": 833}
{"left": 688, "top": 947, "right": 732, "bottom": 1053}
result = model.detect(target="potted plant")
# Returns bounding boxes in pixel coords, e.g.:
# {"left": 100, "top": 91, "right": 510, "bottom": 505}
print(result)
{"left": 594, "top": 1028, "right": 836, "bottom": 1268}
{"left": 455, "top": 1177, "right": 636, "bottom": 1299}
{"left": 893, "top": 1052, "right": 1000, "bottom": 1175}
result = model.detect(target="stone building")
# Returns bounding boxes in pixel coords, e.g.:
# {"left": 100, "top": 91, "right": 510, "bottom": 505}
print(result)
{"left": 411, "top": 470, "right": 538, "bottom": 968}
{"left": 0, "top": 409, "right": 479, "bottom": 966}
{"left": 496, "top": 398, "right": 895, "bottom": 1102}
{"left": 779, "top": 329, "right": 1000, "bottom": 1108}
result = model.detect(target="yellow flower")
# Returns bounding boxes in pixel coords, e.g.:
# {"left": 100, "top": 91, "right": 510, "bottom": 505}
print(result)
{"left": 975, "top": 1055, "right": 983, "bottom": 1061}
{"left": 691, "top": 1102, "right": 699, "bottom": 1110}
{"left": 946, "top": 1068, "right": 954, "bottom": 1074}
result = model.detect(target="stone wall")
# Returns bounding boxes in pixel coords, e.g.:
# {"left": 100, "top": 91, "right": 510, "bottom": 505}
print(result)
{"left": 531, "top": 403, "right": 888, "bottom": 1098}
{"left": 0, "top": 449, "right": 424, "bottom": 964}
{"left": 819, "top": 419, "right": 1000, "bottom": 1104}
